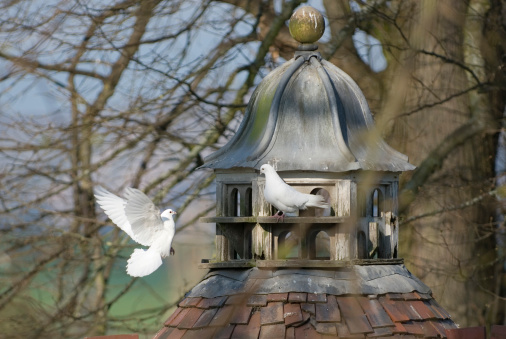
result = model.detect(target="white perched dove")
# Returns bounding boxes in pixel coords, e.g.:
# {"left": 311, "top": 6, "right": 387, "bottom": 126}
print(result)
{"left": 260, "top": 164, "right": 330, "bottom": 221}
{"left": 94, "top": 186, "right": 176, "bottom": 277}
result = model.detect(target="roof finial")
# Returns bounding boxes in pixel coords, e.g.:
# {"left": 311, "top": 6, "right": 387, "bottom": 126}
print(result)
{"left": 289, "top": 6, "right": 325, "bottom": 51}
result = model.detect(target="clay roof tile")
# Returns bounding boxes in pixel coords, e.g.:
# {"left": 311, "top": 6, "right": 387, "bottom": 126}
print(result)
{"left": 288, "top": 292, "right": 307, "bottom": 303}
{"left": 307, "top": 293, "right": 326, "bottom": 303}
{"left": 366, "top": 327, "right": 394, "bottom": 337}
{"left": 209, "top": 305, "right": 234, "bottom": 327}
{"left": 164, "top": 307, "right": 184, "bottom": 326}
{"left": 300, "top": 303, "right": 315, "bottom": 315}
{"left": 295, "top": 322, "right": 323, "bottom": 339}
{"left": 260, "top": 302, "right": 284, "bottom": 325}
{"left": 178, "top": 297, "right": 202, "bottom": 308}
{"left": 166, "top": 328, "right": 186, "bottom": 339}
{"left": 177, "top": 308, "right": 204, "bottom": 329}
{"left": 191, "top": 308, "right": 218, "bottom": 329}
{"left": 196, "top": 296, "right": 227, "bottom": 309}
{"left": 229, "top": 305, "right": 253, "bottom": 325}
{"left": 259, "top": 324, "right": 286, "bottom": 338}
{"left": 315, "top": 295, "right": 341, "bottom": 323}
{"left": 247, "top": 294, "right": 267, "bottom": 307}
{"left": 179, "top": 328, "right": 215, "bottom": 339}
{"left": 267, "top": 293, "right": 288, "bottom": 302}
{"left": 345, "top": 315, "right": 374, "bottom": 334}
{"left": 336, "top": 296, "right": 365, "bottom": 317}
{"left": 231, "top": 311, "right": 260, "bottom": 339}
{"left": 167, "top": 308, "right": 191, "bottom": 328}
{"left": 283, "top": 303, "right": 303, "bottom": 326}
{"left": 314, "top": 322, "right": 337, "bottom": 336}
{"left": 214, "top": 324, "right": 235, "bottom": 339}
{"left": 357, "top": 297, "right": 394, "bottom": 328}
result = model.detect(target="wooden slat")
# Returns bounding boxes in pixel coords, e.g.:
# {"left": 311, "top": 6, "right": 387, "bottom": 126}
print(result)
{"left": 256, "top": 260, "right": 349, "bottom": 268}
{"left": 199, "top": 258, "right": 404, "bottom": 269}
{"left": 198, "top": 260, "right": 255, "bottom": 269}
{"left": 351, "top": 258, "right": 404, "bottom": 265}
{"left": 199, "top": 216, "right": 347, "bottom": 224}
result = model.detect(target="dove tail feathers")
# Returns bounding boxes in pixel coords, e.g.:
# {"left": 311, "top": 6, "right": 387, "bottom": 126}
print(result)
{"left": 306, "top": 194, "right": 330, "bottom": 209}
{"left": 126, "top": 248, "right": 162, "bottom": 277}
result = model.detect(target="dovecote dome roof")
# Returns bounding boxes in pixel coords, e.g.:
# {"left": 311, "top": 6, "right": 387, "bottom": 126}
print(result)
{"left": 202, "top": 52, "right": 415, "bottom": 172}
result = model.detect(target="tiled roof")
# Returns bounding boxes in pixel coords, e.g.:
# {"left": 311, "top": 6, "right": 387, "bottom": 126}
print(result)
{"left": 154, "top": 292, "right": 456, "bottom": 338}
{"left": 153, "top": 266, "right": 457, "bottom": 338}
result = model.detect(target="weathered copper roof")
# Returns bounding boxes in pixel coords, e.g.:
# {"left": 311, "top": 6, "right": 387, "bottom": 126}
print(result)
{"left": 154, "top": 266, "right": 457, "bottom": 338}
{"left": 202, "top": 52, "right": 415, "bottom": 173}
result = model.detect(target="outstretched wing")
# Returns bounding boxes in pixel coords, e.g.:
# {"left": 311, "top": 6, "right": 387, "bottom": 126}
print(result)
{"left": 94, "top": 186, "right": 137, "bottom": 240}
{"left": 123, "top": 187, "right": 164, "bottom": 246}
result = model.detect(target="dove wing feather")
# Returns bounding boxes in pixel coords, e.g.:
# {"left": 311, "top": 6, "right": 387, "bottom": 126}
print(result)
{"left": 94, "top": 186, "right": 138, "bottom": 241}
{"left": 265, "top": 176, "right": 309, "bottom": 212}
{"left": 278, "top": 182, "right": 310, "bottom": 209}
{"left": 124, "top": 187, "right": 164, "bottom": 246}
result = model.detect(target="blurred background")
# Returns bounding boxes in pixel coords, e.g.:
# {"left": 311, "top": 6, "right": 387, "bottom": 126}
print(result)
{"left": 0, "top": 0, "right": 505, "bottom": 337}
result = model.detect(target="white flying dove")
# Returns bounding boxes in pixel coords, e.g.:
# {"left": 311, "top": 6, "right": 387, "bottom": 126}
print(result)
{"left": 94, "top": 186, "right": 176, "bottom": 277}
{"left": 260, "top": 164, "right": 330, "bottom": 221}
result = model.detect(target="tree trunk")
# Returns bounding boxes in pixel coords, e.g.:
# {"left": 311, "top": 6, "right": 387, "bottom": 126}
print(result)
{"left": 386, "top": 0, "right": 498, "bottom": 326}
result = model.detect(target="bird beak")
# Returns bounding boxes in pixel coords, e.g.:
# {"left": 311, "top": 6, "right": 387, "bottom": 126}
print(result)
{"left": 173, "top": 211, "right": 177, "bottom": 214}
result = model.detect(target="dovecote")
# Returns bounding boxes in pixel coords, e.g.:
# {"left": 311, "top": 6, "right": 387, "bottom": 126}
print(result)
{"left": 199, "top": 6, "right": 414, "bottom": 269}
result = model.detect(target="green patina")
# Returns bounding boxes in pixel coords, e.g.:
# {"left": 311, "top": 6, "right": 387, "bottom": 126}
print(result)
{"left": 246, "top": 80, "right": 277, "bottom": 144}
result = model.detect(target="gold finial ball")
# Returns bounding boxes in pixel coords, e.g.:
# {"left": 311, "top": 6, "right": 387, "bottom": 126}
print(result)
{"left": 289, "top": 6, "right": 325, "bottom": 44}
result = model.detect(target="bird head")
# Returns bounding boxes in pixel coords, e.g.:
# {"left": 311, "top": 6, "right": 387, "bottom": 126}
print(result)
{"left": 259, "top": 164, "right": 272, "bottom": 175}
{"left": 161, "top": 209, "right": 177, "bottom": 218}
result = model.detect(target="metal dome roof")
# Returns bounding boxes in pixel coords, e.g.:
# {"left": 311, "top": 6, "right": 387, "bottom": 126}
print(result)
{"left": 202, "top": 51, "right": 415, "bottom": 172}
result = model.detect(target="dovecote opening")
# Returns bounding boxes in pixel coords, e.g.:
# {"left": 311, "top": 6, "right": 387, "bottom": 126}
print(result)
{"left": 311, "top": 188, "right": 333, "bottom": 217}
{"left": 229, "top": 188, "right": 240, "bottom": 216}
{"left": 311, "top": 230, "right": 330, "bottom": 260}
{"left": 224, "top": 184, "right": 253, "bottom": 217}
{"left": 245, "top": 230, "right": 252, "bottom": 259}
{"left": 245, "top": 187, "right": 252, "bottom": 216}
{"left": 372, "top": 188, "right": 383, "bottom": 217}
{"left": 278, "top": 230, "right": 300, "bottom": 259}
{"left": 357, "top": 230, "right": 367, "bottom": 259}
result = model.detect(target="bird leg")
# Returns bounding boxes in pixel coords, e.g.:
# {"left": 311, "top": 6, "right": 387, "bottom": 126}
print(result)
{"left": 170, "top": 247, "right": 175, "bottom": 255}
{"left": 270, "top": 211, "right": 285, "bottom": 222}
